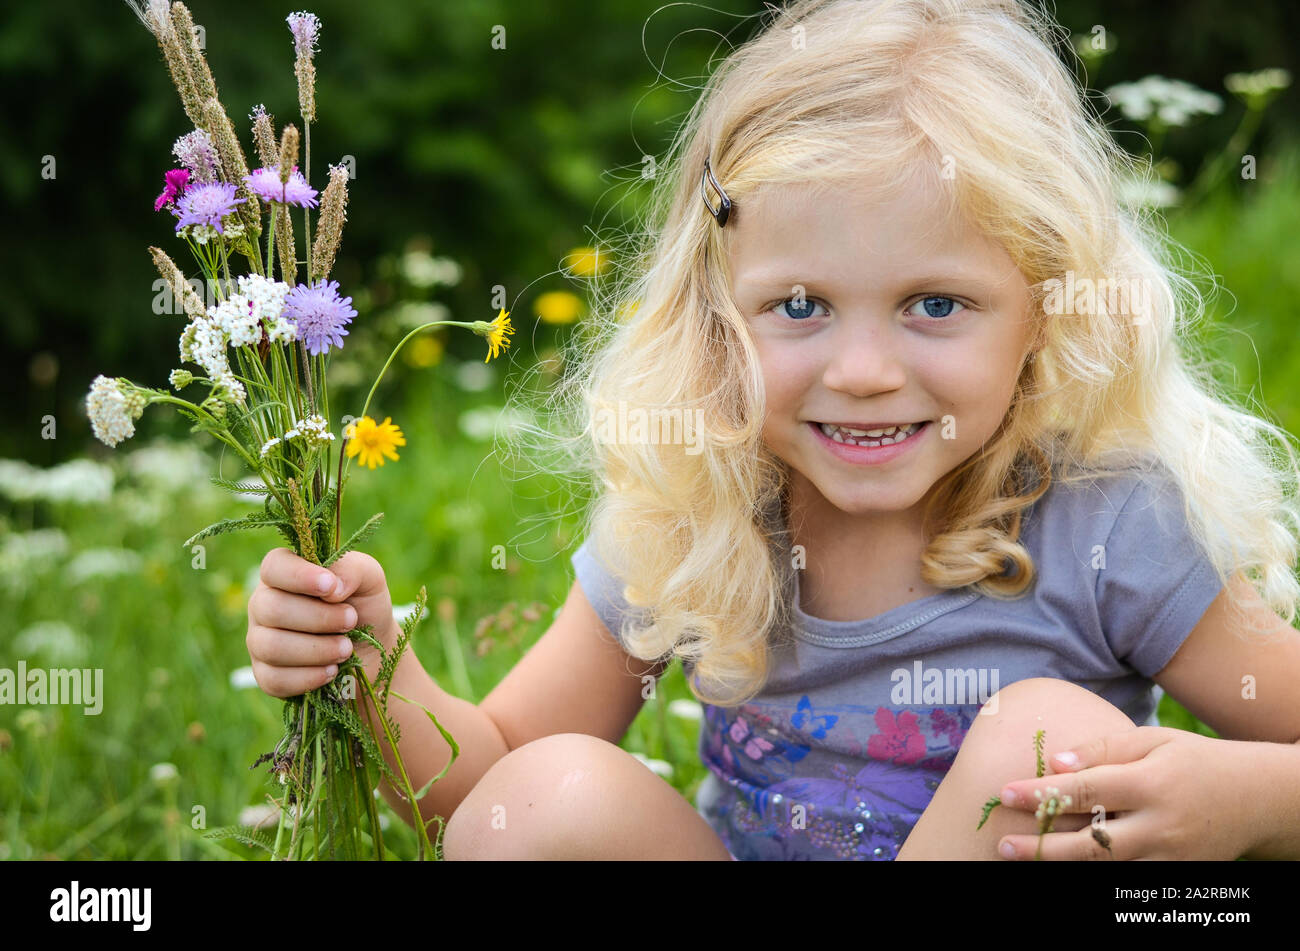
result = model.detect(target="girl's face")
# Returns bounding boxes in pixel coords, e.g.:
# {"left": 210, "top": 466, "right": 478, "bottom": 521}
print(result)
{"left": 727, "top": 169, "right": 1038, "bottom": 522}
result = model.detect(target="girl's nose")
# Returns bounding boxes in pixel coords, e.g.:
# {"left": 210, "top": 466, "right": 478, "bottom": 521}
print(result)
{"left": 821, "top": 320, "right": 908, "bottom": 396}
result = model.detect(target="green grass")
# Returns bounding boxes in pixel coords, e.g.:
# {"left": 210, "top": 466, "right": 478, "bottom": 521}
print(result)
{"left": 3, "top": 146, "right": 1298, "bottom": 859}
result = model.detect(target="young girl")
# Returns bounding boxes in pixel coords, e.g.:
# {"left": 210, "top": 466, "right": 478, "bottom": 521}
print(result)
{"left": 245, "top": 0, "right": 1300, "bottom": 860}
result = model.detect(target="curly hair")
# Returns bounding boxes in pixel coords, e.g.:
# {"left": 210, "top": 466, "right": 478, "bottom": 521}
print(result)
{"left": 506, "top": 0, "right": 1300, "bottom": 707}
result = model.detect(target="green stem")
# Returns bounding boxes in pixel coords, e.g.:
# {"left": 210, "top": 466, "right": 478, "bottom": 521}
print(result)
{"left": 304, "top": 121, "right": 312, "bottom": 287}
{"left": 1183, "top": 106, "right": 1264, "bottom": 207}
{"left": 341, "top": 320, "right": 474, "bottom": 488}
{"left": 357, "top": 667, "right": 435, "bottom": 859}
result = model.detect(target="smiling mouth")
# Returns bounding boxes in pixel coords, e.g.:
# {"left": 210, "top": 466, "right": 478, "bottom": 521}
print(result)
{"left": 810, "top": 420, "right": 928, "bottom": 447}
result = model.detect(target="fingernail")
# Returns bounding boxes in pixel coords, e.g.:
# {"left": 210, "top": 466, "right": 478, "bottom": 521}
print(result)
{"left": 324, "top": 664, "right": 337, "bottom": 677}
{"left": 999, "top": 841, "right": 1016, "bottom": 859}
{"left": 1055, "top": 751, "right": 1078, "bottom": 768}
{"left": 343, "top": 606, "right": 357, "bottom": 628}
{"left": 317, "top": 573, "right": 334, "bottom": 593}
{"left": 1000, "top": 787, "right": 1019, "bottom": 807}
{"left": 332, "top": 577, "right": 345, "bottom": 597}
{"left": 338, "top": 638, "right": 353, "bottom": 659}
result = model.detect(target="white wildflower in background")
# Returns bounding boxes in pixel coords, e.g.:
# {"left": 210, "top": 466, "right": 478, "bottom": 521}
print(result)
{"left": 668, "top": 699, "right": 704, "bottom": 721}
{"left": 65, "top": 547, "right": 144, "bottom": 583}
{"left": 229, "top": 666, "right": 258, "bottom": 690}
{"left": 149, "top": 762, "right": 179, "bottom": 785}
{"left": 453, "top": 359, "right": 494, "bottom": 393}
{"left": 124, "top": 441, "right": 210, "bottom": 491}
{"left": 400, "top": 250, "right": 461, "bottom": 288}
{"left": 629, "top": 752, "right": 674, "bottom": 780}
{"left": 260, "top": 436, "right": 283, "bottom": 459}
{"left": 0, "top": 527, "right": 69, "bottom": 567}
{"left": 0, "top": 458, "right": 114, "bottom": 504}
{"left": 169, "top": 369, "right": 193, "bottom": 390}
{"left": 392, "top": 601, "right": 430, "bottom": 625}
{"left": 457, "top": 404, "right": 532, "bottom": 442}
{"left": 86, "top": 375, "right": 145, "bottom": 447}
{"left": 1117, "top": 175, "right": 1181, "bottom": 209}
{"left": 395, "top": 300, "right": 450, "bottom": 330}
{"left": 14, "top": 621, "right": 89, "bottom": 665}
{"left": 1225, "top": 68, "right": 1291, "bottom": 109}
{"left": 239, "top": 803, "right": 284, "bottom": 829}
{"left": 1104, "top": 75, "right": 1222, "bottom": 126}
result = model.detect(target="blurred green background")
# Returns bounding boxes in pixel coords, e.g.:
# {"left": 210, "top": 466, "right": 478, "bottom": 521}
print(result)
{"left": 1, "top": 0, "right": 1298, "bottom": 859}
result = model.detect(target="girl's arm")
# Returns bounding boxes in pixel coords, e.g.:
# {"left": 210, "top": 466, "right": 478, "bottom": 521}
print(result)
{"left": 1153, "top": 573, "right": 1300, "bottom": 745}
{"left": 997, "top": 573, "right": 1300, "bottom": 860}
{"left": 1147, "top": 573, "right": 1300, "bottom": 858}
{"left": 358, "top": 577, "right": 666, "bottom": 831}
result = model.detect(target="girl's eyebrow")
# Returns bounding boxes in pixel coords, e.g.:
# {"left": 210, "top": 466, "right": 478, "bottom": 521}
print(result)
{"left": 735, "top": 263, "right": 997, "bottom": 293}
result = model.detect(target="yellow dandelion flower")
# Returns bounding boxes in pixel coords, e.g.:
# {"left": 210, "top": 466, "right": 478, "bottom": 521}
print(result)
{"left": 562, "top": 246, "right": 607, "bottom": 276}
{"left": 535, "top": 290, "right": 583, "bottom": 325}
{"left": 403, "top": 334, "right": 444, "bottom": 368}
{"left": 343, "top": 415, "right": 406, "bottom": 469}
{"left": 479, "top": 308, "right": 515, "bottom": 363}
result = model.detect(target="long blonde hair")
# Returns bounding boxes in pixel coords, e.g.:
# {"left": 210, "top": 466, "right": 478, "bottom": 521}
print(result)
{"left": 508, "top": 0, "right": 1300, "bottom": 707}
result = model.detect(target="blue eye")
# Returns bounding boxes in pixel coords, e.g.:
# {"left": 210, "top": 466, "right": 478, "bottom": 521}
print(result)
{"left": 773, "top": 297, "right": 827, "bottom": 320}
{"left": 908, "top": 296, "right": 966, "bottom": 320}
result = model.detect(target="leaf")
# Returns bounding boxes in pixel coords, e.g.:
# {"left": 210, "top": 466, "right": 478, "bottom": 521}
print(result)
{"left": 377, "top": 584, "right": 422, "bottom": 705}
{"left": 183, "top": 511, "right": 291, "bottom": 548}
{"left": 976, "top": 795, "right": 1002, "bottom": 830}
{"left": 204, "top": 824, "right": 277, "bottom": 854}
{"left": 1034, "top": 729, "right": 1046, "bottom": 778}
{"left": 323, "top": 512, "right": 384, "bottom": 567}
{"left": 391, "top": 688, "right": 461, "bottom": 801}
{"left": 313, "top": 692, "right": 402, "bottom": 789}
{"left": 210, "top": 476, "right": 273, "bottom": 494}
{"left": 311, "top": 483, "right": 338, "bottom": 521}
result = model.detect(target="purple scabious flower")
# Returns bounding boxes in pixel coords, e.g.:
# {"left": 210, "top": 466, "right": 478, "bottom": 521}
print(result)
{"left": 283, "top": 280, "right": 355, "bottom": 355}
{"left": 154, "top": 168, "right": 191, "bottom": 212}
{"left": 286, "top": 11, "right": 321, "bottom": 57}
{"left": 173, "top": 181, "right": 246, "bottom": 235}
{"left": 244, "top": 165, "right": 319, "bottom": 208}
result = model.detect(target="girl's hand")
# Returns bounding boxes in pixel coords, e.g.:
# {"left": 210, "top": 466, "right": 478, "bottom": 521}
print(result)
{"left": 246, "top": 546, "right": 400, "bottom": 698}
{"left": 994, "top": 727, "right": 1261, "bottom": 860}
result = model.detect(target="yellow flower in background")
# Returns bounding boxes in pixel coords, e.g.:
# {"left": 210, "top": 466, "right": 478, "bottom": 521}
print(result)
{"left": 479, "top": 308, "right": 515, "bottom": 362}
{"left": 344, "top": 415, "right": 406, "bottom": 469}
{"left": 535, "top": 290, "right": 582, "bottom": 325}
{"left": 562, "top": 246, "right": 608, "bottom": 276}
{"left": 403, "top": 334, "right": 444, "bottom": 368}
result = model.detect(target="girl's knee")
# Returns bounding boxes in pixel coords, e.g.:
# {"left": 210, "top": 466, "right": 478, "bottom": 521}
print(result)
{"left": 955, "top": 677, "right": 1136, "bottom": 836}
{"left": 442, "top": 732, "right": 635, "bottom": 860}
{"left": 973, "top": 677, "right": 1137, "bottom": 743}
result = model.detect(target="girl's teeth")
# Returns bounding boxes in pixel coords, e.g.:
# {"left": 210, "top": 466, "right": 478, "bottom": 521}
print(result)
{"left": 818, "top": 422, "right": 920, "bottom": 447}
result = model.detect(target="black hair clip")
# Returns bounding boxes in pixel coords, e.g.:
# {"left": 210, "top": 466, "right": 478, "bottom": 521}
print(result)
{"left": 700, "top": 156, "right": 733, "bottom": 228}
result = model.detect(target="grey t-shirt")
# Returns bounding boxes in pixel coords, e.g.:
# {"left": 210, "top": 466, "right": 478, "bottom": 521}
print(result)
{"left": 570, "top": 463, "right": 1224, "bottom": 860}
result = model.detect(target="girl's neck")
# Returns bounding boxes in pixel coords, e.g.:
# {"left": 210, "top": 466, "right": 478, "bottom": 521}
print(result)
{"left": 782, "top": 473, "right": 946, "bottom": 622}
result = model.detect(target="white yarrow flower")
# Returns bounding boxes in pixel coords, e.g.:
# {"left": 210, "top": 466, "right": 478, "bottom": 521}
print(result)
{"left": 283, "top": 413, "right": 334, "bottom": 450}
{"left": 86, "top": 375, "right": 142, "bottom": 448}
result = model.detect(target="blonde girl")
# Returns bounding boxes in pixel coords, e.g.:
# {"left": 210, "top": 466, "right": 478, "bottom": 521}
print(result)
{"left": 246, "top": 0, "right": 1300, "bottom": 860}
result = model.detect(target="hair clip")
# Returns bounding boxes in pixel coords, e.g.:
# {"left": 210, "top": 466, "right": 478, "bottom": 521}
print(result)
{"left": 700, "top": 156, "right": 733, "bottom": 228}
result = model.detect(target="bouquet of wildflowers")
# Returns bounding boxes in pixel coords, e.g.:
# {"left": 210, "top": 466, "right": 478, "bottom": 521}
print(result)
{"left": 92, "top": 2, "right": 517, "bottom": 859}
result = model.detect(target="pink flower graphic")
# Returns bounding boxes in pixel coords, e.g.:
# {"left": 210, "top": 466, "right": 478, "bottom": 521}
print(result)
{"left": 867, "top": 708, "right": 927, "bottom": 765}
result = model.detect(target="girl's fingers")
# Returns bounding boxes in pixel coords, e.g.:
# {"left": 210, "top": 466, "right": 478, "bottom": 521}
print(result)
{"left": 260, "top": 546, "right": 345, "bottom": 599}
{"left": 246, "top": 624, "right": 354, "bottom": 668}
{"left": 250, "top": 585, "right": 357, "bottom": 634}
{"left": 250, "top": 658, "right": 341, "bottom": 700}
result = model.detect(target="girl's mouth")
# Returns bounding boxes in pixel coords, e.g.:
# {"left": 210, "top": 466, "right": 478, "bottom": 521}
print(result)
{"left": 807, "top": 420, "right": 930, "bottom": 464}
